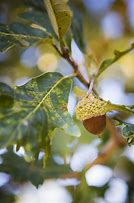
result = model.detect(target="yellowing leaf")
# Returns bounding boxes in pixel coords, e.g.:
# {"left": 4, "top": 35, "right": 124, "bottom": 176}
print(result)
{"left": 44, "top": 0, "right": 72, "bottom": 38}
{"left": 96, "top": 43, "right": 134, "bottom": 78}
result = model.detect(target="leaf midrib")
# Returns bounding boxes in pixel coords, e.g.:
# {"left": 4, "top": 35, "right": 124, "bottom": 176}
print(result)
{"left": 6, "top": 74, "right": 73, "bottom": 145}
{"left": 48, "top": 0, "right": 60, "bottom": 37}
{"left": 0, "top": 31, "right": 45, "bottom": 40}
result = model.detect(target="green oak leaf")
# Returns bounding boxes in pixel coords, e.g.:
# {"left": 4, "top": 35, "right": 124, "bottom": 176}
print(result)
{"left": 19, "top": 10, "right": 55, "bottom": 36}
{"left": 96, "top": 43, "right": 134, "bottom": 78}
{"left": 0, "top": 23, "right": 51, "bottom": 52}
{"left": 0, "top": 149, "right": 72, "bottom": 187}
{"left": 114, "top": 118, "right": 134, "bottom": 146}
{"left": 70, "top": 4, "right": 85, "bottom": 51}
{"left": 0, "top": 72, "right": 80, "bottom": 157}
{"left": 23, "top": 0, "right": 45, "bottom": 11}
{"left": 122, "top": 124, "right": 134, "bottom": 146}
{"left": 44, "top": 0, "right": 72, "bottom": 38}
{"left": 0, "top": 83, "right": 14, "bottom": 109}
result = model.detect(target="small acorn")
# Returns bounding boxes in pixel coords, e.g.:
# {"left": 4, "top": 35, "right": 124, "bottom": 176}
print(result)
{"left": 83, "top": 115, "right": 106, "bottom": 135}
{"left": 76, "top": 94, "right": 108, "bottom": 135}
{"left": 76, "top": 93, "right": 133, "bottom": 135}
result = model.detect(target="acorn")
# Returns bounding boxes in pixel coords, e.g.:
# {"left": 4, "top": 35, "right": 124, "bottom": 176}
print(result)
{"left": 76, "top": 93, "right": 133, "bottom": 135}
{"left": 83, "top": 115, "right": 106, "bottom": 135}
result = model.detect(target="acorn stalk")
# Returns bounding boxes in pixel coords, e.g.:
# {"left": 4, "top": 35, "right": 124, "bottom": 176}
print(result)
{"left": 107, "top": 103, "right": 134, "bottom": 114}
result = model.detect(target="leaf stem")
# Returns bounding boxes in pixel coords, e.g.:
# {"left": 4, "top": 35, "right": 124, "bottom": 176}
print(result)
{"left": 108, "top": 103, "right": 134, "bottom": 114}
{"left": 87, "top": 74, "right": 95, "bottom": 95}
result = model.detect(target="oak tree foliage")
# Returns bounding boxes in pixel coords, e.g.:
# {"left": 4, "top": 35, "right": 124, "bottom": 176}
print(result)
{"left": 0, "top": 0, "right": 134, "bottom": 202}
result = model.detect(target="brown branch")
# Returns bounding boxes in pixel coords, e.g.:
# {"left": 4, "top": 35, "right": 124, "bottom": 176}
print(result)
{"left": 53, "top": 44, "right": 89, "bottom": 88}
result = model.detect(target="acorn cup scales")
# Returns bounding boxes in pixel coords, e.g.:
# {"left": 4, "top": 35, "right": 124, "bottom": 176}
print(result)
{"left": 76, "top": 93, "right": 133, "bottom": 135}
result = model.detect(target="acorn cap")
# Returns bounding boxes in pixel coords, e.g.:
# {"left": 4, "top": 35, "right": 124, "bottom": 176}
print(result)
{"left": 76, "top": 93, "right": 133, "bottom": 121}
{"left": 76, "top": 94, "right": 109, "bottom": 121}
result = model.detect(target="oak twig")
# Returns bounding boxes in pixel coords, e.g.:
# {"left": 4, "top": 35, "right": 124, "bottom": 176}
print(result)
{"left": 53, "top": 44, "right": 126, "bottom": 180}
{"left": 53, "top": 44, "right": 89, "bottom": 88}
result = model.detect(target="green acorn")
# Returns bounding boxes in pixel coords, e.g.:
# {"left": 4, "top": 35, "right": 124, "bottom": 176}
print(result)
{"left": 76, "top": 94, "right": 133, "bottom": 135}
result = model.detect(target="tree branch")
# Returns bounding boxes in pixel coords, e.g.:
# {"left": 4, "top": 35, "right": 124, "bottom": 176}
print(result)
{"left": 53, "top": 44, "right": 89, "bottom": 88}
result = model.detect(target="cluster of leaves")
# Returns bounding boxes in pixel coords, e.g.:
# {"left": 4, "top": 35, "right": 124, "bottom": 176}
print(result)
{"left": 0, "top": 148, "right": 71, "bottom": 187}
{"left": 0, "top": 0, "right": 79, "bottom": 157}
{"left": 0, "top": 0, "right": 82, "bottom": 191}
{"left": 0, "top": 0, "right": 134, "bottom": 193}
